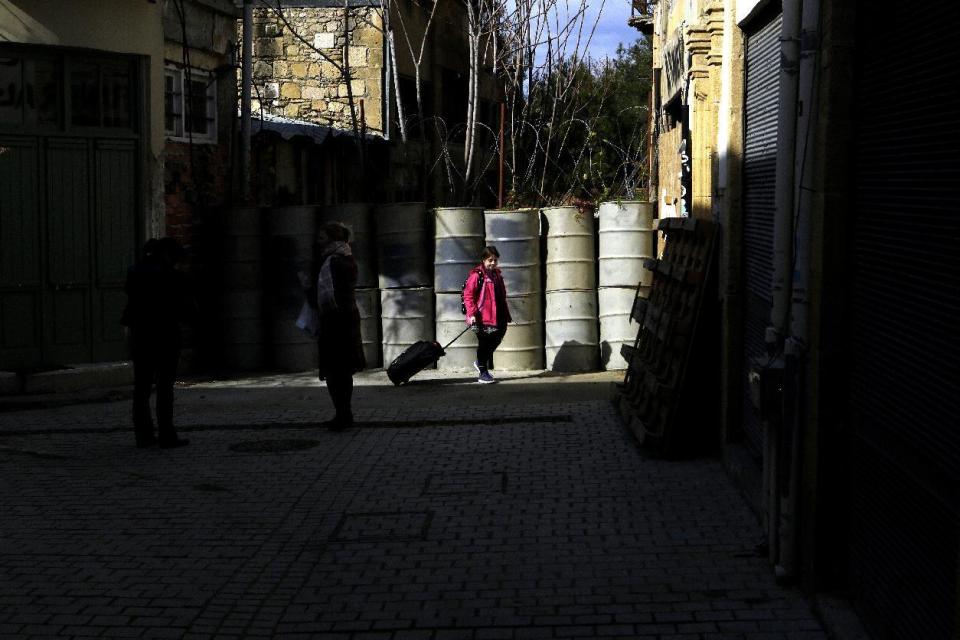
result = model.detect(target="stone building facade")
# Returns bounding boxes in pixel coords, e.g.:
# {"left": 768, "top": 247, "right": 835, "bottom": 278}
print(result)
{"left": 642, "top": 1, "right": 959, "bottom": 638}
{"left": 251, "top": 5, "right": 384, "bottom": 133}
{"left": 248, "top": 0, "right": 503, "bottom": 204}
{"left": 163, "top": 0, "right": 240, "bottom": 251}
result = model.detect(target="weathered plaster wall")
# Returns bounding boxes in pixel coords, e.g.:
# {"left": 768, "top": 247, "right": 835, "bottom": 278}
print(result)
{"left": 1, "top": 0, "right": 165, "bottom": 155}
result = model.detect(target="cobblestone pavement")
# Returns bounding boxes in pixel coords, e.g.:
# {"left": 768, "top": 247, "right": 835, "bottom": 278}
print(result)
{"left": 0, "top": 370, "right": 828, "bottom": 639}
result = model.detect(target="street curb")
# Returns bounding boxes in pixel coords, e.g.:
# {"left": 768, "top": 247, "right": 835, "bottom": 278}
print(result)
{"left": 0, "top": 386, "right": 132, "bottom": 413}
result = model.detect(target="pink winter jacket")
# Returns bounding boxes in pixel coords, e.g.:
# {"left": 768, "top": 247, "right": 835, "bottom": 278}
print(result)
{"left": 463, "top": 266, "right": 512, "bottom": 327}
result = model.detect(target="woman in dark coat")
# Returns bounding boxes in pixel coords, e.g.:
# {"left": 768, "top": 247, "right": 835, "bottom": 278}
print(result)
{"left": 309, "top": 222, "right": 365, "bottom": 429}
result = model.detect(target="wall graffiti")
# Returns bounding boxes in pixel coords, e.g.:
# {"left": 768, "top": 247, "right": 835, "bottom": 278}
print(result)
{"left": 678, "top": 137, "right": 690, "bottom": 217}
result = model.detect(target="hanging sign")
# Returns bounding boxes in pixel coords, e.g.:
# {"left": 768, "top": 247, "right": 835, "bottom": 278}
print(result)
{"left": 661, "top": 28, "right": 686, "bottom": 103}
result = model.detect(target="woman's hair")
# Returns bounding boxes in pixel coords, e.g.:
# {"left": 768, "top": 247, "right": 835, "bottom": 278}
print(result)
{"left": 480, "top": 245, "right": 500, "bottom": 260}
{"left": 321, "top": 221, "right": 351, "bottom": 243}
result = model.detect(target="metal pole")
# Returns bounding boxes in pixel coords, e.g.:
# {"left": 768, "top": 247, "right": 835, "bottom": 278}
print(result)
{"left": 498, "top": 102, "right": 505, "bottom": 209}
{"left": 240, "top": 0, "right": 253, "bottom": 203}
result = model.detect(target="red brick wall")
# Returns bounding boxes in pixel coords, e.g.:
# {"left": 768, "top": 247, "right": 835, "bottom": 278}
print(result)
{"left": 164, "top": 141, "right": 232, "bottom": 253}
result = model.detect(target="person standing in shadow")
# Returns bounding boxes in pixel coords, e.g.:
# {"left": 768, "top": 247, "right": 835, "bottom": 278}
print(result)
{"left": 309, "top": 222, "right": 365, "bottom": 430}
{"left": 121, "top": 237, "right": 192, "bottom": 448}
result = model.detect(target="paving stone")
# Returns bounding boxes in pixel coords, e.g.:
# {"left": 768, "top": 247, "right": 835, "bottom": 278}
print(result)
{"left": 0, "top": 370, "right": 830, "bottom": 639}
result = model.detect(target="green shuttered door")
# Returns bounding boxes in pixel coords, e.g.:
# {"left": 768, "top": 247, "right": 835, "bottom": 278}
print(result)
{"left": 1, "top": 135, "right": 137, "bottom": 368}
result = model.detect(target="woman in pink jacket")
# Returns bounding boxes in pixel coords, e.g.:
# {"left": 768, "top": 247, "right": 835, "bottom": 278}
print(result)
{"left": 463, "top": 246, "right": 512, "bottom": 384}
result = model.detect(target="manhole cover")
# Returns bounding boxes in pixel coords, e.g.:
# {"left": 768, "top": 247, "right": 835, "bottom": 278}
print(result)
{"left": 229, "top": 439, "right": 319, "bottom": 453}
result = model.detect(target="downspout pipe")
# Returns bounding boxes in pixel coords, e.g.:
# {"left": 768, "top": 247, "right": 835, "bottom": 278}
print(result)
{"left": 240, "top": 0, "right": 253, "bottom": 203}
{"left": 767, "top": 0, "right": 801, "bottom": 584}
{"left": 768, "top": 0, "right": 802, "bottom": 347}
{"left": 789, "top": 0, "right": 820, "bottom": 349}
{"left": 780, "top": 0, "right": 821, "bottom": 582}
{"left": 715, "top": 2, "right": 732, "bottom": 219}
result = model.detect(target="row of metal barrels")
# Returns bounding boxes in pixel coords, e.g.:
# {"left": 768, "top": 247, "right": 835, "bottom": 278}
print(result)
{"left": 220, "top": 202, "right": 655, "bottom": 372}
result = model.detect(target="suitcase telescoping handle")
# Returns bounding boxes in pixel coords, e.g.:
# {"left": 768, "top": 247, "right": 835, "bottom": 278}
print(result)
{"left": 442, "top": 326, "right": 473, "bottom": 351}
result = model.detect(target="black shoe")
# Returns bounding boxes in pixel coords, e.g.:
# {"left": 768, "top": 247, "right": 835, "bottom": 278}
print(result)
{"left": 323, "top": 416, "right": 353, "bottom": 431}
{"left": 135, "top": 437, "right": 156, "bottom": 449}
{"left": 158, "top": 438, "right": 190, "bottom": 449}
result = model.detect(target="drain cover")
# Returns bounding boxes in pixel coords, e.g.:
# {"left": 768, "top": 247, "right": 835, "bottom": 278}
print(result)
{"left": 229, "top": 439, "right": 319, "bottom": 453}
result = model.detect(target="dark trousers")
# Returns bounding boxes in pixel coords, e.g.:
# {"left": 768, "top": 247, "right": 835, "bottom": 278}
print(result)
{"left": 131, "top": 329, "right": 181, "bottom": 445}
{"left": 326, "top": 371, "right": 354, "bottom": 423}
{"left": 476, "top": 325, "right": 507, "bottom": 370}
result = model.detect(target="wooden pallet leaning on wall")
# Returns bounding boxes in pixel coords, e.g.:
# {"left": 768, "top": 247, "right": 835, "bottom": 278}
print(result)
{"left": 616, "top": 216, "right": 717, "bottom": 456}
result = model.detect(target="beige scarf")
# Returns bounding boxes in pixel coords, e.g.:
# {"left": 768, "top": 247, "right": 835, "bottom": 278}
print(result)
{"left": 316, "top": 241, "right": 352, "bottom": 313}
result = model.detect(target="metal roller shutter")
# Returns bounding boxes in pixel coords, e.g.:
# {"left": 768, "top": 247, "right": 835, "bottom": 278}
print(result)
{"left": 849, "top": 2, "right": 960, "bottom": 638}
{"left": 740, "top": 12, "right": 782, "bottom": 457}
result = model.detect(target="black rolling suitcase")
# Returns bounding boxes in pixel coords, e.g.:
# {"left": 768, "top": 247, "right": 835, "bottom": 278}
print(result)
{"left": 387, "top": 326, "right": 471, "bottom": 386}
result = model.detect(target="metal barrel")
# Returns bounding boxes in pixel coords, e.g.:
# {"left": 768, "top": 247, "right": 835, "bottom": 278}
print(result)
{"left": 497, "top": 292, "right": 544, "bottom": 370}
{"left": 484, "top": 209, "right": 544, "bottom": 370}
{"left": 355, "top": 287, "right": 381, "bottom": 369}
{"left": 544, "top": 290, "right": 599, "bottom": 372}
{"left": 542, "top": 206, "right": 596, "bottom": 291}
{"left": 222, "top": 206, "right": 264, "bottom": 370}
{"left": 221, "top": 290, "right": 265, "bottom": 371}
{"left": 319, "top": 202, "right": 376, "bottom": 289}
{"left": 380, "top": 287, "right": 434, "bottom": 367}
{"left": 434, "top": 207, "right": 485, "bottom": 293}
{"left": 598, "top": 285, "right": 649, "bottom": 370}
{"left": 265, "top": 205, "right": 318, "bottom": 371}
{"left": 484, "top": 209, "right": 541, "bottom": 295}
{"left": 375, "top": 202, "right": 431, "bottom": 289}
{"left": 435, "top": 292, "right": 479, "bottom": 370}
{"left": 222, "top": 205, "right": 264, "bottom": 290}
{"left": 597, "top": 200, "right": 655, "bottom": 288}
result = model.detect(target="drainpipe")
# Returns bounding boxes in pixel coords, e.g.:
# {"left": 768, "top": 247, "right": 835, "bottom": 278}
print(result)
{"left": 714, "top": 2, "right": 733, "bottom": 220}
{"left": 789, "top": 0, "right": 820, "bottom": 349}
{"left": 780, "top": 0, "right": 821, "bottom": 582}
{"left": 240, "top": 0, "right": 253, "bottom": 203}
{"left": 769, "top": 0, "right": 801, "bottom": 347}
{"left": 768, "top": 0, "right": 801, "bottom": 584}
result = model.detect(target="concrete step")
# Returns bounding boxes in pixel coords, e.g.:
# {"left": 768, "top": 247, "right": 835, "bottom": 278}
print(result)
{"left": 0, "top": 362, "right": 133, "bottom": 396}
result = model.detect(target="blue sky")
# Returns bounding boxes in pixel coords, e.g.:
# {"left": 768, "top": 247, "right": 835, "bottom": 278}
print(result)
{"left": 585, "top": 2, "right": 641, "bottom": 61}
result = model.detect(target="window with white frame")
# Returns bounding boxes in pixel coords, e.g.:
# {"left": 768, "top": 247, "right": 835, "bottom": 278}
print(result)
{"left": 164, "top": 67, "right": 216, "bottom": 142}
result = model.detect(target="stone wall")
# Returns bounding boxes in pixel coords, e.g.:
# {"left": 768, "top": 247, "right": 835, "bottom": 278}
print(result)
{"left": 252, "top": 7, "right": 384, "bottom": 133}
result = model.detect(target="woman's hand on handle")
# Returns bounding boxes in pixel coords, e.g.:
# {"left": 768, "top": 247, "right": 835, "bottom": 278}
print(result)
{"left": 467, "top": 315, "right": 477, "bottom": 326}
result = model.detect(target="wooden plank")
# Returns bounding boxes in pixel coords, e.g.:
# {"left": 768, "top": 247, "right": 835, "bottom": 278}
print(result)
{"left": 630, "top": 296, "right": 648, "bottom": 324}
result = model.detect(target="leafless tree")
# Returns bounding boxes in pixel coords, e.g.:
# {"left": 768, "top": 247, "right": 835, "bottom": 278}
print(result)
{"left": 490, "top": 0, "right": 607, "bottom": 205}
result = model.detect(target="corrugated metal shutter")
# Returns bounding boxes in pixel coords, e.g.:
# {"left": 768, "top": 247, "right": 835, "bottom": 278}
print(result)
{"left": 849, "top": 2, "right": 959, "bottom": 638}
{"left": 740, "top": 13, "right": 782, "bottom": 457}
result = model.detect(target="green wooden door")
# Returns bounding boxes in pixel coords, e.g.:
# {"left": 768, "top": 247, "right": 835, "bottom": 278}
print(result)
{"left": 0, "top": 48, "right": 142, "bottom": 370}
{"left": 0, "top": 136, "right": 42, "bottom": 368}
{"left": 44, "top": 138, "right": 93, "bottom": 365}
{"left": 92, "top": 139, "right": 137, "bottom": 361}
{"left": 0, "top": 135, "right": 138, "bottom": 369}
